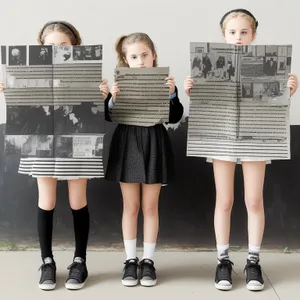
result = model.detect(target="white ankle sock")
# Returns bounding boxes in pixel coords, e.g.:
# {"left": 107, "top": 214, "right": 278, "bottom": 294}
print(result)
{"left": 124, "top": 239, "right": 137, "bottom": 260}
{"left": 143, "top": 242, "right": 156, "bottom": 260}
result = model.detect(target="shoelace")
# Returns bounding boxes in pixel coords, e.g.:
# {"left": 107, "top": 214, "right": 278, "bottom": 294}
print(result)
{"left": 67, "top": 262, "right": 85, "bottom": 280}
{"left": 218, "top": 259, "right": 235, "bottom": 279}
{"left": 38, "top": 263, "right": 55, "bottom": 281}
{"left": 123, "top": 260, "right": 138, "bottom": 277}
{"left": 244, "top": 261, "right": 262, "bottom": 281}
{"left": 139, "top": 260, "right": 155, "bottom": 278}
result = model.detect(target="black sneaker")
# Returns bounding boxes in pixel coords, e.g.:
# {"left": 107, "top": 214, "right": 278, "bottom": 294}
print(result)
{"left": 38, "top": 257, "right": 56, "bottom": 291}
{"left": 65, "top": 257, "right": 88, "bottom": 290}
{"left": 244, "top": 259, "right": 264, "bottom": 291}
{"left": 139, "top": 259, "right": 157, "bottom": 287}
{"left": 122, "top": 258, "right": 139, "bottom": 286}
{"left": 215, "top": 259, "right": 234, "bottom": 291}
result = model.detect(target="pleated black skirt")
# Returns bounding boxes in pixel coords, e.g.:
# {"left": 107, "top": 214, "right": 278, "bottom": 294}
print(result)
{"left": 105, "top": 124, "right": 174, "bottom": 184}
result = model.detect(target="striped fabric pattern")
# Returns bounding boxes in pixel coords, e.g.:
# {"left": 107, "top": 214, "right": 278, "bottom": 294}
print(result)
{"left": 18, "top": 157, "right": 104, "bottom": 179}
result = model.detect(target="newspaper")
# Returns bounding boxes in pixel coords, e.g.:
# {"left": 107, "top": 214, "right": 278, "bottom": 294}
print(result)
{"left": 1, "top": 44, "right": 105, "bottom": 158}
{"left": 187, "top": 42, "right": 292, "bottom": 160}
{"left": 109, "top": 67, "right": 170, "bottom": 126}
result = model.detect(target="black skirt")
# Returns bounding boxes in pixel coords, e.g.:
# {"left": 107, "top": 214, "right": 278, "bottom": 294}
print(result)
{"left": 105, "top": 124, "right": 174, "bottom": 184}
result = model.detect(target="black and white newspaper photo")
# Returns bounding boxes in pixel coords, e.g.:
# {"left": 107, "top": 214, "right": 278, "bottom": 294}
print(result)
{"left": 1, "top": 44, "right": 105, "bottom": 160}
{"left": 187, "top": 42, "right": 292, "bottom": 160}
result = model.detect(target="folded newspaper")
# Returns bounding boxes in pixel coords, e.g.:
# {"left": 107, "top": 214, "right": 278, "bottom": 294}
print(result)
{"left": 1, "top": 44, "right": 104, "bottom": 159}
{"left": 187, "top": 42, "right": 292, "bottom": 160}
{"left": 109, "top": 67, "right": 170, "bottom": 127}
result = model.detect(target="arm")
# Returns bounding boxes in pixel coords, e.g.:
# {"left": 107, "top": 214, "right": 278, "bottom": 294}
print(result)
{"left": 168, "top": 86, "right": 184, "bottom": 124}
{"left": 104, "top": 93, "right": 113, "bottom": 122}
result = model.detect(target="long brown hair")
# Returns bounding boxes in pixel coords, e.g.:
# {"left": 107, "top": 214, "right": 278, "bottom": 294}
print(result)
{"left": 115, "top": 32, "right": 158, "bottom": 67}
{"left": 37, "top": 21, "right": 82, "bottom": 45}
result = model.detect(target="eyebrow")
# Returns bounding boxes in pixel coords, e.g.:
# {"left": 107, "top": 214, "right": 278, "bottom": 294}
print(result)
{"left": 130, "top": 51, "right": 148, "bottom": 56}
{"left": 228, "top": 29, "right": 249, "bottom": 32}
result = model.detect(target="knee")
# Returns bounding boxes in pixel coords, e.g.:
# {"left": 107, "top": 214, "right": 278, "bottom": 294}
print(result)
{"left": 69, "top": 197, "right": 87, "bottom": 210}
{"left": 245, "top": 195, "right": 264, "bottom": 213}
{"left": 215, "top": 197, "right": 234, "bottom": 213}
{"left": 38, "top": 199, "right": 56, "bottom": 211}
{"left": 123, "top": 201, "right": 140, "bottom": 217}
{"left": 142, "top": 203, "right": 158, "bottom": 218}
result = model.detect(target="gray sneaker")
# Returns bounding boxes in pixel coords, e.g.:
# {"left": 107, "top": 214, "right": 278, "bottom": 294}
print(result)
{"left": 38, "top": 257, "right": 56, "bottom": 290}
{"left": 121, "top": 258, "right": 139, "bottom": 286}
{"left": 139, "top": 259, "right": 157, "bottom": 287}
{"left": 65, "top": 257, "right": 88, "bottom": 290}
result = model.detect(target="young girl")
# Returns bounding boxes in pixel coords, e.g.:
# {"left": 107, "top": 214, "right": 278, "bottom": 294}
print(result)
{"left": 0, "top": 21, "right": 109, "bottom": 290}
{"left": 184, "top": 9, "right": 298, "bottom": 291}
{"left": 103, "top": 32, "right": 183, "bottom": 287}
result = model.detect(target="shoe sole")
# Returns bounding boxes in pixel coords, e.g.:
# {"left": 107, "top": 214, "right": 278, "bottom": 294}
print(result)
{"left": 140, "top": 279, "right": 157, "bottom": 287}
{"left": 65, "top": 281, "right": 86, "bottom": 290}
{"left": 215, "top": 282, "right": 232, "bottom": 291}
{"left": 121, "top": 279, "right": 139, "bottom": 287}
{"left": 39, "top": 283, "right": 56, "bottom": 291}
{"left": 247, "top": 283, "right": 264, "bottom": 291}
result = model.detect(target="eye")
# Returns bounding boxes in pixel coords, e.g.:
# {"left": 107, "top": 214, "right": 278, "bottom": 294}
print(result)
{"left": 229, "top": 31, "right": 235, "bottom": 35}
{"left": 241, "top": 31, "right": 248, "bottom": 35}
{"left": 131, "top": 55, "right": 137, "bottom": 60}
{"left": 142, "top": 53, "right": 148, "bottom": 58}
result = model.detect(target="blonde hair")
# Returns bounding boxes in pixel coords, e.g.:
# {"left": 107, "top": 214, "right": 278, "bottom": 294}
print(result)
{"left": 115, "top": 32, "right": 158, "bottom": 67}
{"left": 221, "top": 12, "right": 257, "bottom": 36}
{"left": 37, "top": 21, "right": 82, "bottom": 45}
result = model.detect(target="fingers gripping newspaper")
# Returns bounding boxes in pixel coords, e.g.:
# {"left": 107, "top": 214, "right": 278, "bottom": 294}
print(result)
{"left": 1, "top": 45, "right": 105, "bottom": 177}
{"left": 187, "top": 43, "right": 292, "bottom": 160}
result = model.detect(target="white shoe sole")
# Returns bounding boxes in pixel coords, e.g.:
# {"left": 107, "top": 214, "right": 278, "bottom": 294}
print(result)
{"left": 247, "top": 283, "right": 264, "bottom": 291}
{"left": 215, "top": 282, "right": 232, "bottom": 291}
{"left": 121, "top": 279, "right": 139, "bottom": 287}
{"left": 65, "top": 281, "right": 86, "bottom": 290}
{"left": 140, "top": 279, "right": 157, "bottom": 287}
{"left": 39, "top": 283, "right": 56, "bottom": 290}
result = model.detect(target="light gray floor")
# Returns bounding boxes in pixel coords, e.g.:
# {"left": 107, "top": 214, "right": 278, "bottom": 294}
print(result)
{"left": 0, "top": 251, "right": 298, "bottom": 299}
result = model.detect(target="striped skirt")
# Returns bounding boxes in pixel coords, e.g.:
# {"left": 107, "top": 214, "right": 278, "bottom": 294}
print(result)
{"left": 18, "top": 157, "right": 104, "bottom": 180}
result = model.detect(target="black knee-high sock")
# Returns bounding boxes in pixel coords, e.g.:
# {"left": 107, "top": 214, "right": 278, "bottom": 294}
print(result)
{"left": 71, "top": 205, "right": 90, "bottom": 261}
{"left": 37, "top": 207, "right": 54, "bottom": 260}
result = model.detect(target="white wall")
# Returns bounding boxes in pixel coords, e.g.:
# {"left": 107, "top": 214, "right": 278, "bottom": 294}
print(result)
{"left": 0, "top": 0, "right": 299, "bottom": 123}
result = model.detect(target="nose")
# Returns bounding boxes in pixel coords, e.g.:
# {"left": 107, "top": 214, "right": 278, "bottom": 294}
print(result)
{"left": 138, "top": 56, "right": 144, "bottom": 66}
{"left": 236, "top": 33, "right": 242, "bottom": 40}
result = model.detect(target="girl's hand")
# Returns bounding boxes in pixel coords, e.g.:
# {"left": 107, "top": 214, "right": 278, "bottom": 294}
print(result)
{"left": 111, "top": 82, "right": 120, "bottom": 102}
{"left": 99, "top": 79, "right": 109, "bottom": 99}
{"left": 288, "top": 73, "right": 298, "bottom": 96}
{"left": 184, "top": 76, "right": 194, "bottom": 96}
{"left": 0, "top": 81, "right": 4, "bottom": 92}
{"left": 166, "top": 76, "right": 175, "bottom": 95}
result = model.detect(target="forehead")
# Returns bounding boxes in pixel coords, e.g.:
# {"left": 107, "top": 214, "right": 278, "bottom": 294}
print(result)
{"left": 125, "top": 42, "right": 151, "bottom": 54}
{"left": 44, "top": 31, "right": 72, "bottom": 43}
{"left": 225, "top": 16, "right": 252, "bottom": 30}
